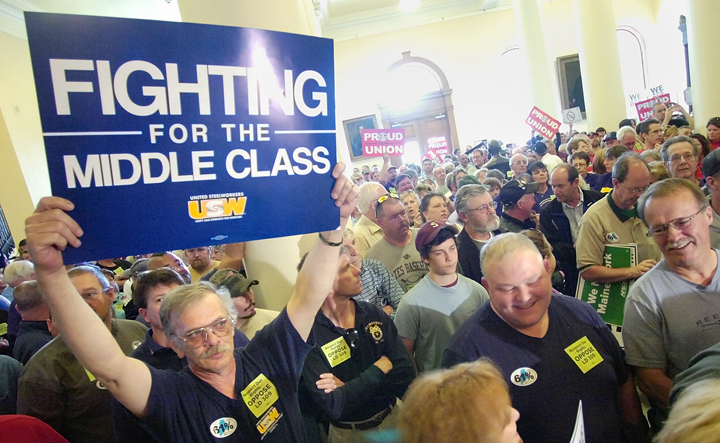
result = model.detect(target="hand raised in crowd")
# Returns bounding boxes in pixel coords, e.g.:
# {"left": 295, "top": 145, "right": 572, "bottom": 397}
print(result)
{"left": 25, "top": 197, "right": 82, "bottom": 275}
{"left": 331, "top": 162, "right": 360, "bottom": 221}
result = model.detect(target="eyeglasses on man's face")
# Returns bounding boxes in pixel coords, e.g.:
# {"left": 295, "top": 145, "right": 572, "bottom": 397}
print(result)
{"left": 79, "top": 289, "right": 109, "bottom": 300}
{"left": 647, "top": 207, "right": 706, "bottom": 237}
{"left": 465, "top": 203, "right": 495, "bottom": 213}
{"left": 619, "top": 181, "right": 649, "bottom": 195}
{"left": 176, "top": 317, "right": 235, "bottom": 348}
{"left": 668, "top": 152, "right": 695, "bottom": 165}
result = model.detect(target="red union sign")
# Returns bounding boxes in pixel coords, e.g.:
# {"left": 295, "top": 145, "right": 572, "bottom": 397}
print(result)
{"left": 428, "top": 136, "right": 448, "bottom": 156}
{"left": 525, "top": 106, "right": 561, "bottom": 139}
{"left": 634, "top": 93, "right": 670, "bottom": 121}
{"left": 361, "top": 129, "right": 405, "bottom": 157}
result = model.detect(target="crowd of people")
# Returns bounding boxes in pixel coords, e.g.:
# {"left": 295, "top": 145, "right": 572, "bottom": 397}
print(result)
{"left": 1, "top": 105, "right": 720, "bottom": 442}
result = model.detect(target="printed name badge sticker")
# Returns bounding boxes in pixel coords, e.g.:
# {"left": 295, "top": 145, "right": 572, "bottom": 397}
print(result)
{"left": 564, "top": 336, "right": 604, "bottom": 374}
{"left": 321, "top": 335, "right": 351, "bottom": 367}
{"left": 25, "top": 12, "right": 338, "bottom": 263}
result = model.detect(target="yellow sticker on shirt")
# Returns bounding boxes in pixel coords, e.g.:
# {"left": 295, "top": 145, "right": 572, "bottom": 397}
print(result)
{"left": 565, "top": 336, "right": 604, "bottom": 374}
{"left": 84, "top": 367, "right": 96, "bottom": 381}
{"left": 0, "top": 323, "right": 7, "bottom": 336}
{"left": 241, "top": 373, "right": 279, "bottom": 418}
{"left": 321, "top": 336, "right": 351, "bottom": 368}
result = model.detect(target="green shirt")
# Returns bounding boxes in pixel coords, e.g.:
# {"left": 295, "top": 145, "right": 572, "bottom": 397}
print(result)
{"left": 17, "top": 319, "right": 147, "bottom": 443}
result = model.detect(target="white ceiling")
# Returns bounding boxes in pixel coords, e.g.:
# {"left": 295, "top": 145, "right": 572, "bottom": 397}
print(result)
{"left": 1, "top": 0, "right": 511, "bottom": 41}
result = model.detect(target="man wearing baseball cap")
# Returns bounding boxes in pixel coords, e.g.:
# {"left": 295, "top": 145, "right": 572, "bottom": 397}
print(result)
{"left": 497, "top": 179, "right": 539, "bottom": 233}
{"left": 529, "top": 140, "right": 563, "bottom": 174}
{"left": 210, "top": 269, "right": 279, "bottom": 340}
{"left": 394, "top": 221, "right": 488, "bottom": 373}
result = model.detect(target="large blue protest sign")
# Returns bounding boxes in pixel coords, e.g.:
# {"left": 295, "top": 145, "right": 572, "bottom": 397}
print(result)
{"left": 25, "top": 12, "right": 337, "bottom": 263}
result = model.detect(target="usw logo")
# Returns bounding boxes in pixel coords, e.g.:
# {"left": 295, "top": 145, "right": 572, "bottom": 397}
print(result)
{"left": 188, "top": 197, "right": 247, "bottom": 220}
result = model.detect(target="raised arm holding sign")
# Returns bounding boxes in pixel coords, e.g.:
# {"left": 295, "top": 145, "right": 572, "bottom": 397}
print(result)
{"left": 25, "top": 162, "right": 359, "bottom": 441}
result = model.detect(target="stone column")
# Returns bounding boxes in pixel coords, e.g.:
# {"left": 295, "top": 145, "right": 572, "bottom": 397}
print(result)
{"left": 513, "top": 0, "right": 556, "bottom": 117}
{"left": 686, "top": 0, "right": 720, "bottom": 134}
{"left": 572, "top": 0, "right": 626, "bottom": 130}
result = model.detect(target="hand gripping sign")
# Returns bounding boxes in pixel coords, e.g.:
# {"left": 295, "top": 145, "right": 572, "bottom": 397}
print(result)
{"left": 25, "top": 12, "right": 337, "bottom": 263}
{"left": 525, "top": 106, "right": 561, "bottom": 140}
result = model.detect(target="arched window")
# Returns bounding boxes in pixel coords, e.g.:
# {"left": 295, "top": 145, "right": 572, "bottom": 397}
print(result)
{"left": 378, "top": 52, "right": 457, "bottom": 165}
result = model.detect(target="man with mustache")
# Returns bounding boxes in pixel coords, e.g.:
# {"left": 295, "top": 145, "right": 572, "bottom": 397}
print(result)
{"left": 365, "top": 194, "right": 428, "bottom": 292}
{"left": 24, "top": 162, "right": 359, "bottom": 442}
{"left": 623, "top": 178, "right": 720, "bottom": 432}
{"left": 210, "top": 269, "right": 279, "bottom": 340}
{"left": 184, "top": 246, "right": 220, "bottom": 282}
{"left": 455, "top": 184, "right": 500, "bottom": 284}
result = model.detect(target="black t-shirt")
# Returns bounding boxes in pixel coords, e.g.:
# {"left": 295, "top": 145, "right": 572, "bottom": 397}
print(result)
{"left": 443, "top": 296, "right": 627, "bottom": 443}
{"left": 113, "top": 309, "right": 313, "bottom": 442}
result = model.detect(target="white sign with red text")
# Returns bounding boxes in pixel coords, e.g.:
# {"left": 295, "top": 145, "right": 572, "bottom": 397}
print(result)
{"left": 634, "top": 93, "right": 670, "bottom": 121}
{"left": 361, "top": 129, "right": 405, "bottom": 157}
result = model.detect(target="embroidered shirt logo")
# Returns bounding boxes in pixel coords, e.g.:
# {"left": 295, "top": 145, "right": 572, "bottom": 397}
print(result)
{"left": 366, "top": 321, "right": 384, "bottom": 342}
{"left": 510, "top": 367, "right": 538, "bottom": 387}
{"left": 605, "top": 232, "right": 619, "bottom": 243}
{"left": 210, "top": 417, "right": 237, "bottom": 438}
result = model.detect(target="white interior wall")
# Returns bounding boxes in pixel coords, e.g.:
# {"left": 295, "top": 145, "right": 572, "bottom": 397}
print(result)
{"left": 335, "top": 0, "right": 690, "bottom": 171}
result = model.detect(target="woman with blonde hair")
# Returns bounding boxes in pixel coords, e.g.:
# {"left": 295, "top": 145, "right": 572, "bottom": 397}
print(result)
{"left": 654, "top": 379, "right": 720, "bottom": 443}
{"left": 398, "top": 359, "right": 521, "bottom": 443}
{"left": 400, "top": 191, "right": 424, "bottom": 228}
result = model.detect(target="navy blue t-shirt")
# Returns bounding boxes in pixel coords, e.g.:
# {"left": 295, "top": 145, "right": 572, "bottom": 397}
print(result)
{"left": 114, "top": 309, "right": 313, "bottom": 442}
{"left": 443, "top": 295, "right": 627, "bottom": 443}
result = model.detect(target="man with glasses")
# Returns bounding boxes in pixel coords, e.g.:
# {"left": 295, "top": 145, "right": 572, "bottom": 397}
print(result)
{"left": 299, "top": 252, "right": 414, "bottom": 441}
{"left": 617, "top": 125, "right": 641, "bottom": 152}
{"left": 366, "top": 194, "right": 428, "bottom": 292}
{"left": 24, "top": 162, "right": 359, "bottom": 442}
{"left": 455, "top": 184, "right": 500, "bottom": 284}
{"left": 509, "top": 154, "right": 528, "bottom": 179}
{"left": 576, "top": 152, "right": 661, "bottom": 285}
{"left": 623, "top": 178, "right": 720, "bottom": 432}
{"left": 661, "top": 135, "right": 703, "bottom": 187}
{"left": 17, "top": 265, "right": 147, "bottom": 443}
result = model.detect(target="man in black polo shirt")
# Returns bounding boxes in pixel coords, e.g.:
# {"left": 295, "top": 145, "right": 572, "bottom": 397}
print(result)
{"left": 299, "top": 252, "right": 414, "bottom": 441}
{"left": 25, "top": 162, "right": 359, "bottom": 443}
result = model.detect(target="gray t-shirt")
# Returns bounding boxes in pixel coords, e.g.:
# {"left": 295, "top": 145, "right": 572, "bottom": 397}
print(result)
{"left": 394, "top": 273, "right": 488, "bottom": 372}
{"left": 623, "top": 250, "right": 720, "bottom": 379}
{"left": 365, "top": 229, "right": 428, "bottom": 292}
